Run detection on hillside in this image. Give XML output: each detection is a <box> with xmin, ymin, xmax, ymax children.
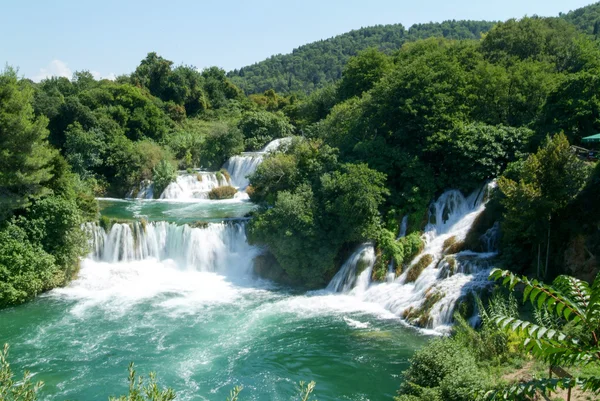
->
<box><xmin>560</xmin><ymin>1</ymin><xmax>600</xmax><ymax>34</ymax></box>
<box><xmin>227</xmin><ymin>20</ymin><xmax>495</xmax><ymax>94</ymax></box>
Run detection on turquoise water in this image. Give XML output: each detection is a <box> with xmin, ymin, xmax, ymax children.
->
<box><xmin>0</xmin><ymin>200</ymin><xmax>428</xmax><ymax>401</ymax></box>
<box><xmin>98</xmin><ymin>198</ymin><xmax>257</xmax><ymax>224</ymax></box>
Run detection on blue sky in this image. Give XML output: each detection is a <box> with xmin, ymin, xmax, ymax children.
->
<box><xmin>0</xmin><ymin>0</ymin><xmax>593</xmax><ymax>81</ymax></box>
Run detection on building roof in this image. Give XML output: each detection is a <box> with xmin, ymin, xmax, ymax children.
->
<box><xmin>582</xmin><ymin>133</ymin><xmax>600</xmax><ymax>143</ymax></box>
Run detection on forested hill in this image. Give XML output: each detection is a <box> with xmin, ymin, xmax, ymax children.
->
<box><xmin>227</xmin><ymin>20</ymin><xmax>495</xmax><ymax>94</ymax></box>
<box><xmin>560</xmin><ymin>1</ymin><xmax>600</xmax><ymax>34</ymax></box>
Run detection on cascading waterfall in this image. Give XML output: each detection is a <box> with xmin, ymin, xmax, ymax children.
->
<box><xmin>84</xmin><ymin>221</ymin><xmax>258</xmax><ymax>274</ymax></box>
<box><xmin>160</xmin><ymin>172</ymin><xmax>231</xmax><ymax>200</ymax></box>
<box><xmin>223</xmin><ymin>137</ymin><xmax>293</xmax><ymax>189</ymax></box>
<box><xmin>130</xmin><ymin>138</ymin><xmax>294</xmax><ymax>199</ymax></box>
<box><xmin>327</xmin><ymin>244</ymin><xmax>376</xmax><ymax>293</ymax></box>
<box><xmin>223</xmin><ymin>153</ymin><xmax>263</xmax><ymax>189</ymax></box>
<box><xmin>327</xmin><ymin>183</ymin><xmax>497</xmax><ymax>332</ymax></box>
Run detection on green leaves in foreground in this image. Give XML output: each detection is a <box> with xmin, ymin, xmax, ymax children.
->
<box><xmin>0</xmin><ymin>344</ymin><xmax>43</xmax><ymax>401</ymax></box>
<box><xmin>486</xmin><ymin>268</ymin><xmax>600</xmax><ymax>399</ymax></box>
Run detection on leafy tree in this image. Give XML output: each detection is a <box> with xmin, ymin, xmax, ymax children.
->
<box><xmin>201</xmin><ymin>122</ymin><xmax>244</xmax><ymax>169</ymax></box>
<box><xmin>238</xmin><ymin>110</ymin><xmax>294</xmax><ymax>151</ymax></box>
<box><xmin>0</xmin><ymin>68</ymin><xmax>56</xmax><ymax>219</ymax></box>
<box><xmin>320</xmin><ymin>163</ymin><xmax>388</xmax><ymax>241</ymax></box>
<box><xmin>498</xmin><ymin>133</ymin><xmax>590</xmax><ymax>277</ymax></box>
<box><xmin>338</xmin><ymin>48</ymin><xmax>392</xmax><ymax>100</ymax></box>
<box><xmin>487</xmin><ymin>268</ymin><xmax>600</xmax><ymax>399</ymax></box>
<box><xmin>63</xmin><ymin>122</ymin><xmax>106</xmax><ymax>179</ymax></box>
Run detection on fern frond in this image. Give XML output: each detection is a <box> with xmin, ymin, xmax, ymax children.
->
<box><xmin>553</xmin><ymin>275</ymin><xmax>590</xmax><ymax>311</ymax></box>
<box><xmin>489</xmin><ymin>269</ymin><xmax>585</xmax><ymax>323</ymax></box>
<box><xmin>484</xmin><ymin>376</ymin><xmax>600</xmax><ymax>400</ymax></box>
<box><xmin>586</xmin><ymin>272</ymin><xmax>600</xmax><ymax>327</ymax></box>
<box><xmin>493</xmin><ymin>313</ymin><xmax>568</xmax><ymax>343</ymax></box>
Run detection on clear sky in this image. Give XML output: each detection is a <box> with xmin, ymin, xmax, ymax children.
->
<box><xmin>0</xmin><ymin>0</ymin><xmax>593</xmax><ymax>81</ymax></box>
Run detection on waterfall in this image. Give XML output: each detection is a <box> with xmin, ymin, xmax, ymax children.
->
<box><xmin>223</xmin><ymin>153</ymin><xmax>263</xmax><ymax>189</ymax></box>
<box><xmin>327</xmin><ymin>244</ymin><xmax>376</xmax><ymax>293</ymax></box>
<box><xmin>160</xmin><ymin>172</ymin><xmax>231</xmax><ymax>200</ymax></box>
<box><xmin>223</xmin><ymin>137</ymin><xmax>294</xmax><ymax>189</ymax></box>
<box><xmin>327</xmin><ymin>183</ymin><xmax>497</xmax><ymax>332</ymax></box>
<box><xmin>84</xmin><ymin>221</ymin><xmax>258</xmax><ymax>273</ymax></box>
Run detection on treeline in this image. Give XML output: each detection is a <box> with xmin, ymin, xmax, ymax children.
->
<box><xmin>246</xmin><ymin>15</ymin><xmax>600</xmax><ymax>287</ymax></box>
<box><xmin>227</xmin><ymin>20</ymin><xmax>495</xmax><ymax>94</ymax></box>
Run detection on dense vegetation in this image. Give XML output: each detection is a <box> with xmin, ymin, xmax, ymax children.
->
<box><xmin>228</xmin><ymin>20</ymin><xmax>495</xmax><ymax>94</ymax></box>
<box><xmin>246</xmin><ymin>12</ymin><xmax>600</xmax><ymax>287</ymax></box>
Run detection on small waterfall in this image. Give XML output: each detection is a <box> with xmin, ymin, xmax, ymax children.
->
<box><xmin>223</xmin><ymin>153</ymin><xmax>263</xmax><ymax>189</ymax></box>
<box><xmin>85</xmin><ymin>221</ymin><xmax>258</xmax><ymax>273</ymax></box>
<box><xmin>223</xmin><ymin>137</ymin><xmax>294</xmax><ymax>189</ymax></box>
<box><xmin>159</xmin><ymin>172</ymin><xmax>231</xmax><ymax>200</ymax></box>
<box><xmin>327</xmin><ymin>244</ymin><xmax>376</xmax><ymax>293</ymax></box>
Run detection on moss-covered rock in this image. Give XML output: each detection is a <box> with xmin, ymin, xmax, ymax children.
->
<box><xmin>208</xmin><ymin>186</ymin><xmax>237</xmax><ymax>200</ymax></box>
<box><xmin>405</xmin><ymin>254</ymin><xmax>433</xmax><ymax>283</ymax></box>
<box><xmin>442</xmin><ymin>235</ymin><xmax>465</xmax><ymax>254</ymax></box>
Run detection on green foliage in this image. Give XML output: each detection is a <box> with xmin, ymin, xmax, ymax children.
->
<box><xmin>0</xmin><ymin>344</ymin><xmax>43</xmax><ymax>401</ymax></box>
<box><xmin>151</xmin><ymin>160</ymin><xmax>177</xmax><ymax>199</ymax></box>
<box><xmin>201</xmin><ymin>122</ymin><xmax>244</xmax><ymax>169</ymax></box>
<box><xmin>396</xmin><ymin>338</ymin><xmax>491</xmax><ymax>401</ymax></box>
<box><xmin>498</xmin><ymin>133</ymin><xmax>591</xmax><ymax>275</ymax></box>
<box><xmin>208</xmin><ymin>186</ymin><xmax>237</xmax><ymax>200</ymax></box>
<box><xmin>487</xmin><ymin>268</ymin><xmax>600</xmax><ymax>399</ymax></box>
<box><xmin>238</xmin><ymin>110</ymin><xmax>294</xmax><ymax>151</ymax></box>
<box><xmin>109</xmin><ymin>363</ymin><xmax>175</xmax><ymax>401</ymax></box>
<box><xmin>338</xmin><ymin>48</ymin><xmax>392</xmax><ymax>101</ymax></box>
<box><xmin>229</xmin><ymin>21</ymin><xmax>495</xmax><ymax>94</ymax></box>
<box><xmin>0</xmin><ymin>67</ymin><xmax>56</xmax><ymax>218</ymax></box>
<box><xmin>248</xmin><ymin>140</ymin><xmax>388</xmax><ymax>286</ymax></box>
<box><xmin>0</xmin><ymin>223</ymin><xmax>57</xmax><ymax>307</ymax></box>
<box><xmin>64</xmin><ymin>122</ymin><xmax>106</xmax><ymax>179</ymax></box>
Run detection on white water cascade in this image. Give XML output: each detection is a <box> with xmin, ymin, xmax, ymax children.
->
<box><xmin>223</xmin><ymin>137</ymin><xmax>294</xmax><ymax>189</ymax></box>
<box><xmin>83</xmin><ymin>221</ymin><xmax>258</xmax><ymax>273</ymax></box>
<box><xmin>327</xmin><ymin>244</ymin><xmax>376</xmax><ymax>293</ymax></box>
<box><xmin>327</xmin><ymin>183</ymin><xmax>498</xmax><ymax>332</ymax></box>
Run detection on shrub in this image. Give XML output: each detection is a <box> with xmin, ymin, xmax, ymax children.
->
<box><xmin>398</xmin><ymin>338</ymin><xmax>478</xmax><ymax>397</ymax></box>
<box><xmin>208</xmin><ymin>186</ymin><xmax>237</xmax><ymax>200</ymax></box>
<box><xmin>152</xmin><ymin>159</ymin><xmax>177</xmax><ymax>198</ymax></box>
<box><xmin>0</xmin><ymin>223</ymin><xmax>58</xmax><ymax>307</ymax></box>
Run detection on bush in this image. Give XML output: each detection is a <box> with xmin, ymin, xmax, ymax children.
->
<box><xmin>397</xmin><ymin>338</ymin><xmax>488</xmax><ymax>401</ymax></box>
<box><xmin>152</xmin><ymin>159</ymin><xmax>177</xmax><ymax>198</ymax></box>
<box><xmin>208</xmin><ymin>186</ymin><xmax>237</xmax><ymax>200</ymax></box>
<box><xmin>0</xmin><ymin>223</ymin><xmax>58</xmax><ymax>307</ymax></box>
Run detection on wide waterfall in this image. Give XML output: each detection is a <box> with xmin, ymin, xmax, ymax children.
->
<box><xmin>83</xmin><ymin>221</ymin><xmax>257</xmax><ymax>273</ymax></box>
<box><xmin>327</xmin><ymin>183</ymin><xmax>498</xmax><ymax>332</ymax></box>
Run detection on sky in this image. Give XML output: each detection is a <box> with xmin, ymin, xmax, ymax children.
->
<box><xmin>0</xmin><ymin>0</ymin><xmax>593</xmax><ymax>81</ymax></box>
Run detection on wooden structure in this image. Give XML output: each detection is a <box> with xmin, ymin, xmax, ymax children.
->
<box><xmin>549</xmin><ymin>365</ymin><xmax>573</xmax><ymax>401</ymax></box>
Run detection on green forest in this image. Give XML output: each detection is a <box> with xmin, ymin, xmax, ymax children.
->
<box><xmin>2</xmin><ymin>1</ymin><xmax>600</xmax><ymax>400</ymax></box>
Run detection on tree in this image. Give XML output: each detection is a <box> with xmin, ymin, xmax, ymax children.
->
<box><xmin>64</xmin><ymin>122</ymin><xmax>106</xmax><ymax>179</ymax></box>
<box><xmin>487</xmin><ymin>268</ymin><xmax>600</xmax><ymax>399</ymax></box>
<box><xmin>498</xmin><ymin>133</ymin><xmax>590</xmax><ymax>277</ymax></box>
<box><xmin>338</xmin><ymin>48</ymin><xmax>392</xmax><ymax>100</ymax></box>
<box><xmin>238</xmin><ymin>110</ymin><xmax>294</xmax><ymax>151</ymax></box>
<box><xmin>0</xmin><ymin>68</ymin><xmax>56</xmax><ymax>219</ymax></box>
